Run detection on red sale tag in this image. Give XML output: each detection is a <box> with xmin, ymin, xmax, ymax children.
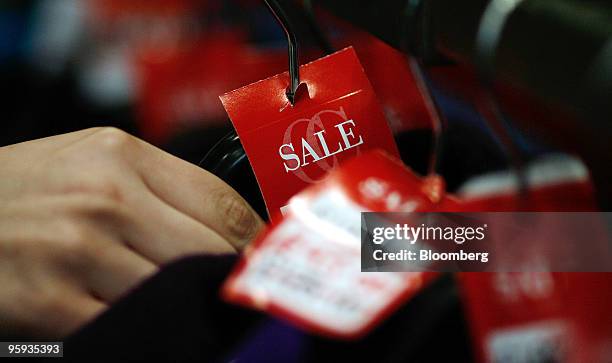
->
<box><xmin>459</xmin><ymin>272</ymin><xmax>573</xmax><ymax>363</ymax></box>
<box><xmin>220</xmin><ymin>47</ymin><xmax>400</xmax><ymax>218</ymax></box>
<box><xmin>222</xmin><ymin>151</ymin><xmax>457</xmax><ymax>339</ymax></box>
<box><xmin>455</xmin><ymin>161</ymin><xmax>607</xmax><ymax>363</ymax></box>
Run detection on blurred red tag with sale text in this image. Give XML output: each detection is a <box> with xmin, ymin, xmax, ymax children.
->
<box><xmin>220</xmin><ymin>47</ymin><xmax>399</xmax><ymax>218</ymax></box>
<box><xmin>222</xmin><ymin>150</ymin><xmax>458</xmax><ymax>339</ymax></box>
<box><xmin>456</xmin><ymin>162</ymin><xmax>610</xmax><ymax>363</ymax></box>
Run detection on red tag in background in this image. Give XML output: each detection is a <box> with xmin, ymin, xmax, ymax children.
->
<box><xmin>222</xmin><ymin>150</ymin><xmax>457</xmax><ymax>339</ymax></box>
<box><xmin>459</xmin><ymin>272</ymin><xmax>572</xmax><ymax>363</ymax></box>
<box><xmin>349</xmin><ymin>35</ymin><xmax>434</xmax><ymax>134</ymax></box>
<box><xmin>457</xmin><ymin>154</ymin><xmax>598</xmax><ymax>212</ymax></box>
<box><xmin>454</xmin><ymin>157</ymin><xmax>610</xmax><ymax>363</ymax></box>
<box><xmin>221</xmin><ymin>47</ymin><xmax>400</xmax><ymax>218</ymax></box>
<box><xmin>87</xmin><ymin>0</ymin><xmax>204</xmax><ymax>52</ymax></box>
<box><xmin>563</xmin><ymin>273</ymin><xmax>612</xmax><ymax>363</ymax></box>
<box><xmin>134</xmin><ymin>31</ymin><xmax>289</xmax><ymax>142</ymax></box>
<box><xmin>459</xmin><ymin>272</ymin><xmax>612</xmax><ymax>363</ymax></box>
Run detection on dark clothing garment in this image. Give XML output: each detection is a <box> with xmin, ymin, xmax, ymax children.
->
<box><xmin>39</xmin><ymin>255</ymin><xmax>473</xmax><ymax>362</ymax></box>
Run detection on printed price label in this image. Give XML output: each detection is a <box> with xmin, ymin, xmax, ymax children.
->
<box><xmin>222</xmin><ymin>151</ymin><xmax>457</xmax><ymax>338</ymax></box>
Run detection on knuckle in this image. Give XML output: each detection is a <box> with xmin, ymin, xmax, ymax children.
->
<box><xmin>83</xmin><ymin>180</ymin><xmax>124</xmax><ymax>206</ymax></box>
<box><xmin>71</xmin><ymin>196</ymin><xmax>126</xmax><ymax>231</ymax></box>
<box><xmin>82</xmin><ymin>196</ymin><xmax>123</xmax><ymax>217</ymax></box>
<box><xmin>90</xmin><ymin>127</ymin><xmax>134</xmax><ymax>155</ymax></box>
<box><xmin>55</xmin><ymin>220</ymin><xmax>93</xmax><ymax>262</ymax></box>
<box><xmin>65</xmin><ymin>175</ymin><xmax>125</xmax><ymax>204</ymax></box>
<box><xmin>54</xmin><ymin>213</ymin><xmax>116</xmax><ymax>269</ymax></box>
<box><xmin>214</xmin><ymin>189</ymin><xmax>259</xmax><ymax>243</ymax></box>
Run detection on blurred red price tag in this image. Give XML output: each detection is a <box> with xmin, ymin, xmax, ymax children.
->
<box><xmin>457</xmin><ymin>168</ymin><xmax>610</xmax><ymax>363</ymax></box>
<box><xmin>222</xmin><ymin>151</ymin><xmax>458</xmax><ymax>339</ymax></box>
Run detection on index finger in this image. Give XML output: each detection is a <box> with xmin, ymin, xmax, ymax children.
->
<box><xmin>126</xmin><ymin>133</ymin><xmax>264</xmax><ymax>250</ymax></box>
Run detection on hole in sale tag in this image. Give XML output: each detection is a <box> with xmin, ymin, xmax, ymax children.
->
<box><xmin>222</xmin><ymin>151</ymin><xmax>458</xmax><ymax>339</ymax></box>
<box><xmin>220</xmin><ymin>47</ymin><xmax>400</xmax><ymax>219</ymax></box>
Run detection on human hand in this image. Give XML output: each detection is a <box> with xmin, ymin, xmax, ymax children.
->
<box><xmin>0</xmin><ymin>128</ymin><xmax>263</xmax><ymax>338</ymax></box>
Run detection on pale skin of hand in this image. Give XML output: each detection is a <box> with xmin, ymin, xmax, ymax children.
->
<box><xmin>0</xmin><ymin>127</ymin><xmax>264</xmax><ymax>338</ymax></box>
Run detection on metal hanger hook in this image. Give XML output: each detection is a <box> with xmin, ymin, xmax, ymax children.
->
<box><xmin>475</xmin><ymin>0</ymin><xmax>529</xmax><ymax>197</ymax></box>
<box><xmin>264</xmin><ymin>0</ymin><xmax>301</xmax><ymax>105</ymax></box>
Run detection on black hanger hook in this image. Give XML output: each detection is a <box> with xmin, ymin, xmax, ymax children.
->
<box><xmin>475</xmin><ymin>0</ymin><xmax>529</xmax><ymax>197</ymax></box>
<box><xmin>264</xmin><ymin>0</ymin><xmax>300</xmax><ymax>105</ymax></box>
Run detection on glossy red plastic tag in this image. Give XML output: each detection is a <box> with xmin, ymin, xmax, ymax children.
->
<box><xmin>220</xmin><ymin>47</ymin><xmax>399</xmax><ymax>218</ymax></box>
<box><xmin>222</xmin><ymin>151</ymin><xmax>456</xmax><ymax>339</ymax></box>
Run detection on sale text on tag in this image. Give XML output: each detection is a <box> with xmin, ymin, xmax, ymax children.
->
<box><xmin>220</xmin><ymin>47</ymin><xmax>399</xmax><ymax>218</ymax></box>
